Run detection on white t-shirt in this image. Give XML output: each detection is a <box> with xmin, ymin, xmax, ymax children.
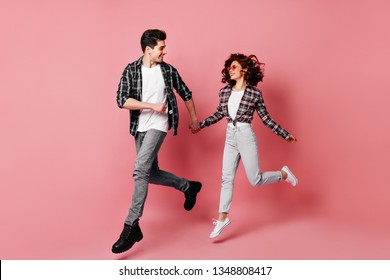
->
<box><xmin>228</xmin><ymin>90</ymin><xmax>245</xmax><ymax>120</ymax></box>
<box><xmin>138</xmin><ymin>64</ymin><xmax>169</xmax><ymax>133</ymax></box>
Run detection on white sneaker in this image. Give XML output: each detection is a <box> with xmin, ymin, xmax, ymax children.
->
<box><xmin>209</xmin><ymin>218</ymin><xmax>231</xmax><ymax>238</ymax></box>
<box><xmin>282</xmin><ymin>166</ymin><xmax>298</xmax><ymax>187</ymax></box>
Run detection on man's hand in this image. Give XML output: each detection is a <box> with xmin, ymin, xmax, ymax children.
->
<box><xmin>189</xmin><ymin>121</ymin><xmax>201</xmax><ymax>134</ymax></box>
<box><xmin>184</xmin><ymin>98</ymin><xmax>201</xmax><ymax>134</ymax></box>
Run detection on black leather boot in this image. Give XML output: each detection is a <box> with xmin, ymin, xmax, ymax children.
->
<box><xmin>112</xmin><ymin>222</ymin><xmax>143</xmax><ymax>254</ymax></box>
<box><xmin>184</xmin><ymin>181</ymin><xmax>202</xmax><ymax>211</ymax></box>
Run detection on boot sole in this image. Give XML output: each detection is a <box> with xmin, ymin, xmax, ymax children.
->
<box><xmin>112</xmin><ymin>233</ymin><xmax>143</xmax><ymax>254</ymax></box>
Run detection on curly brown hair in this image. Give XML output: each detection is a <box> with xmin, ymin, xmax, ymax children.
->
<box><xmin>221</xmin><ymin>53</ymin><xmax>265</xmax><ymax>86</ymax></box>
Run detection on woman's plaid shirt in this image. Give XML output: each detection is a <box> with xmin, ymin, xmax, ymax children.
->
<box><xmin>200</xmin><ymin>84</ymin><xmax>290</xmax><ymax>140</ymax></box>
<box><xmin>116</xmin><ymin>57</ymin><xmax>192</xmax><ymax>136</ymax></box>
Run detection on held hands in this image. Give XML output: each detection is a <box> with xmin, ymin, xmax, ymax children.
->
<box><xmin>151</xmin><ymin>103</ymin><xmax>201</xmax><ymax>134</ymax></box>
<box><xmin>189</xmin><ymin>121</ymin><xmax>201</xmax><ymax>134</ymax></box>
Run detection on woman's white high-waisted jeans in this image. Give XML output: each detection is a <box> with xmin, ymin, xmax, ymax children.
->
<box><xmin>219</xmin><ymin>123</ymin><xmax>282</xmax><ymax>213</ymax></box>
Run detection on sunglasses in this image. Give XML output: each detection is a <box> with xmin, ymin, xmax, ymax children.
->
<box><xmin>227</xmin><ymin>65</ymin><xmax>239</xmax><ymax>71</ymax></box>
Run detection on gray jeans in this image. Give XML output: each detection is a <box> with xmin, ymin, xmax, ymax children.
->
<box><xmin>125</xmin><ymin>129</ymin><xmax>189</xmax><ymax>225</ymax></box>
<box><xmin>219</xmin><ymin>124</ymin><xmax>282</xmax><ymax>213</ymax></box>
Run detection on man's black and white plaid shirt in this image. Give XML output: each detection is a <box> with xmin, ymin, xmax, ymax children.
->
<box><xmin>200</xmin><ymin>84</ymin><xmax>291</xmax><ymax>140</ymax></box>
<box><xmin>117</xmin><ymin>57</ymin><xmax>192</xmax><ymax>136</ymax></box>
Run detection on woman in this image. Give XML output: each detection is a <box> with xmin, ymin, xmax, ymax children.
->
<box><xmin>197</xmin><ymin>53</ymin><xmax>298</xmax><ymax>238</ymax></box>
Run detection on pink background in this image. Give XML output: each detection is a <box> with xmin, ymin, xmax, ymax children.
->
<box><xmin>1</xmin><ymin>0</ymin><xmax>390</xmax><ymax>259</ymax></box>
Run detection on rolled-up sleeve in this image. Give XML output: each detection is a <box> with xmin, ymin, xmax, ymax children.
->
<box><xmin>116</xmin><ymin>67</ymin><xmax>131</xmax><ymax>108</ymax></box>
<box><xmin>172</xmin><ymin>67</ymin><xmax>192</xmax><ymax>101</ymax></box>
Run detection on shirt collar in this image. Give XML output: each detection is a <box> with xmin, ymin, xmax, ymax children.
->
<box><xmin>135</xmin><ymin>56</ymin><xmax>166</xmax><ymax>69</ymax></box>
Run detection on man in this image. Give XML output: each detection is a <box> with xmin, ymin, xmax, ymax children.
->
<box><xmin>112</xmin><ymin>29</ymin><xmax>202</xmax><ymax>254</ymax></box>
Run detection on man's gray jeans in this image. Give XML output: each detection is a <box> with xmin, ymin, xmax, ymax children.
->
<box><xmin>125</xmin><ymin>129</ymin><xmax>189</xmax><ymax>225</ymax></box>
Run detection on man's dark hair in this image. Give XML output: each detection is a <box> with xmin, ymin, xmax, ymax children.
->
<box><xmin>140</xmin><ymin>29</ymin><xmax>167</xmax><ymax>52</ymax></box>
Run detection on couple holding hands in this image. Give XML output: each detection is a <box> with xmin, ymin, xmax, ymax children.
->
<box><xmin>112</xmin><ymin>29</ymin><xmax>298</xmax><ymax>254</ymax></box>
